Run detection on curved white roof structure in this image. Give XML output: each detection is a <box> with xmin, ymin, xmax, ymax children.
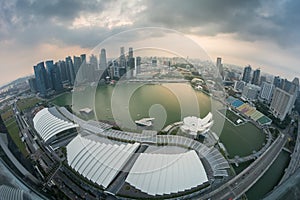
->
<box><xmin>67</xmin><ymin>135</ymin><xmax>140</xmax><ymax>189</ymax></box>
<box><xmin>0</xmin><ymin>185</ymin><xmax>26</xmax><ymax>200</ymax></box>
<box><xmin>125</xmin><ymin>151</ymin><xmax>208</xmax><ymax>196</ymax></box>
<box><xmin>33</xmin><ymin>107</ymin><xmax>79</xmax><ymax>143</ymax></box>
<box><xmin>181</xmin><ymin>112</ymin><xmax>213</xmax><ymax>136</ymax></box>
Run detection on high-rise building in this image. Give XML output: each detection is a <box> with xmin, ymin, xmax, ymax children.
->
<box><xmin>34</xmin><ymin>62</ymin><xmax>49</xmax><ymax>97</ymax></box>
<box><xmin>216</xmin><ymin>57</ymin><xmax>224</xmax><ymax>79</ymax></box>
<box><xmin>57</xmin><ymin>60</ymin><xmax>70</xmax><ymax>85</ymax></box>
<box><xmin>251</xmin><ymin>69</ymin><xmax>260</xmax><ymax>85</ymax></box>
<box><xmin>66</xmin><ymin>56</ymin><xmax>75</xmax><ymax>85</ymax></box>
<box><xmin>234</xmin><ymin>80</ymin><xmax>246</xmax><ymax>92</ymax></box>
<box><xmin>89</xmin><ymin>54</ymin><xmax>98</xmax><ymax>82</ymax></box>
<box><xmin>260</xmin><ymin>82</ymin><xmax>274</xmax><ymax>102</ymax></box>
<box><xmin>46</xmin><ymin>60</ymin><xmax>63</xmax><ymax>92</ymax></box>
<box><xmin>270</xmin><ymin>77</ymin><xmax>299</xmax><ymax>121</ymax></box>
<box><xmin>127</xmin><ymin>47</ymin><xmax>135</xmax><ymax>79</ymax></box>
<box><xmin>270</xmin><ymin>88</ymin><xmax>295</xmax><ymax>121</ymax></box>
<box><xmin>128</xmin><ymin>47</ymin><xmax>133</xmax><ymax>59</ymax></box>
<box><xmin>28</xmin><ymin>78</ymin><xmax>37</xmax><ymax>93</ymax></box>
<box><xmin>241</xmin><ymin>84</ymin><xmax>260</xmax><ymax>101</ymax></box>
<box><xmin>260</xmin><ymin>76</ymin><xmax>267</xmax><ymax>85</ymax></box>
<box><xmin>242</xmin><ymin>65</ymin><xmax>252</xmax><ymax>83</ymax></box>
<box><xmin>73</xmin><ymin>56</ymin><xmax>81</xmax><ymax>75</ymax></box>
<box><xmin>152</xmin><ymin>59</ymin><xmax>157</xmax><ymax>67</ymax></box>
<box><xmin>119</xmin><ymin>47</ymin><xmax>127</xmax><ymax>78</ymax></box>
<box><xmin>99</xmin><ymin>49</ymin><xmax>107</xmax><ymax>70</ymax></box>
<box><xmin>45</xmin><ymin>60</ymin><xmax>55</xmax><ymax>90</ymax></box>
<box><xmin>119</xmin><ymin>47</ymin><xmax>126</xmax><ymax>68</ymax></box>
<box><xmin>136</xmin><ymin>56</ymin><xmax>141</xmax><ymax>75</ymax></box>
<box><xmin>273</xmin><ymin>76</ymin><xmax>282</xmax><ymax>88</ymax></box>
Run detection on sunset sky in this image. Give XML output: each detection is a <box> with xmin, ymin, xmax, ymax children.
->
<box><xmin>1</xmin><ymin>0</ymin><xmax>300</xmax><ymax>86</ymax></box>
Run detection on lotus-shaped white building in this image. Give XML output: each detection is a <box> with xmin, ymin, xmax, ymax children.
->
<box><xmin>181</xmin><ymin>112</ymin><xmax>213</xmax><ymax>138</ymax></box>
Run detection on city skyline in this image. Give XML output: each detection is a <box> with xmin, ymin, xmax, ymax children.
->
<box><xmin>1</xmin><ymin>0</ymin><xmax>300</xmax><ymax>86</ymax></box>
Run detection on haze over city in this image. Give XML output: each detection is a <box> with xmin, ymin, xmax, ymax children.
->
<box><xmin>1</xmin><ymin>0</ymin><xmax>300</xmax><ymax>86</ymax></box>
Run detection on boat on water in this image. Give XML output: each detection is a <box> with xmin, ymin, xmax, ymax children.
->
<box><xmin>135</xmin><ymin>118</ymin><xmax>155</xmax><ymax>126</ymax></box>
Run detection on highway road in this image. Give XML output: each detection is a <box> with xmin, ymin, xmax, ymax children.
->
<box><xmin>197</xmin><ymin>131</ymin><xmax>288</xmax><ymax>200</ymax></box>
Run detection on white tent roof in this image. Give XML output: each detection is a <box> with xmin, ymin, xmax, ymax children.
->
<box><xmin>125</xmin><ymin>150</ymin><xmax>208</xmax><ymax>196</ymax></box>
<box><xmin>33</xmin><ymin>107</ymin><xmax>79</xmax><ymax>143</ymax></box>
<box><xmin>67</xmin><ymin>135</ymin><xmax>140</xmax><ymax>189</ymax></box>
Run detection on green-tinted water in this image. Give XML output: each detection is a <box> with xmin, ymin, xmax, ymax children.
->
<box><xmin>51</xmin><ymin>83</ymin><xmax>290</xmax><ymax>199</ymax></box>
<box><xmin>246</xmin><ymin>150</ymin><xmax>290</xmax><ymax>200</ymax></box>
<box><xmin>51</xmin><ymin>83</ymin><xmax>264</xmax><ymax>157</ymax></box>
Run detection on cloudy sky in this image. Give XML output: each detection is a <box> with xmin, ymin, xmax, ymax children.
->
<box><xmin>1</xmin><ymin>0</ymin><xmax>300</xmax><ymax>86</ymax></box>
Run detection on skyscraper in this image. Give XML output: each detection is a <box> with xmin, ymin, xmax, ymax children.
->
<box><xmin>260</xmin><ymin>82</ymin><xmax>274</xmax><ymax>102</ymax></box>
<box><xmin>46</xmin><ymin>60</ymin><xmax>63</xmax><ymax>92</ymax></box>
<box><xmin>242</xmin><ymin>65</ymin><xmax>252</xmax><ymax>83</ymax></box>
<box><xmin>273</xmin><ymin>76</ymin><xmax>282</xmax><ymax>88</ymax></box>
<box><xmin>66</xmin><ymin>56</ymin><xmax>75</xmax><ymax>85</ymax></box>
<box><xmin>136</xmin><ymin>56</ymin><xmax>141</xmax><ymax>75</ymax></box>
<box><xmin>127</xmin><ymin>47</ymin><xmax>134</xmax><ymax>79</ymax></box>
<box><xmin>99</xmin><ymin>49</ymin><xmax>107</xmax><ymax>70</ymax></box>
<box><xmin>45</xmin><ymin>60</ymin><xmax>55</xmax><ymax>90</ymax></box>
<box><xmin>28</xmin><ymin>78</ymin><xmax>37</xmax><ymax>93</ymax></box>
<box><xmin>251</xmin><ymin>69</ymin><xmax>260</xmax><ymax>85</ymax></box>
<box><xmin>57</xmin><ymin>60</ymin><xmax>70</xmax><ymax>85</ymax></box>
<box><xmin>216</xmin><ymin>57</ymin><xmax>224</xmax><ymax>79</ymax></box>
<box><xmin>260</xmin><ymin>76</ymin><xmax>267</xmax><ymax>86</ymax></box>
<box><xmin>34</xmin><ymin>62</ymin><xmax>49</xmax><ymax>97</ymax></box>
<box><xmin>270</xmin><ymin>77</ymin><xmax>299</xmax><ymax>121</ymax></box>
<box><xmin>119</xmin><ymin>47</ymin><xmax>127</xmax><ymax>77</ymax></box>
<box><xmin>73</xmin><ymin>56</ymin><xmax>81</xmax><ymax>75</ymax></box>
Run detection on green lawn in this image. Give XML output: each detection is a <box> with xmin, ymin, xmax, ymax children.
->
<box><xmin>219</xmin><ymin>109</ymin><xmax>245</xmax><ymax>126</ymax></box>
<box><xmin>17</xmin><ymin>97</ymin><xmax>41</xmax><ymax>112</ymax></box>
<box><xmin>4</xmin><ymin>118</ymin><xmax>28</xmax><ymax>157</ymax></box>
<box><xmin>0</xmin><ymin>106</ymin><xmax>14</xmax><ymax>121</ymax></box>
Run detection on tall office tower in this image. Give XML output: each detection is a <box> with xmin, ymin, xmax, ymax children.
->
<box><xmin>119</xmin><ymin>47</ymin><xmax>127</xmax><ymax>78</ymax></box>
<box><xmin>136</xmin><ymin>56</ymin><xmax>141</xmax><ymax>75</ymax></box>
<box><xmin>34</xmin><ymin>62</ymin><xmax>49</xmax><ymax>97</ymax></box>
<box><xmin>270</xmin><ymin>77</ymin><xmax>299</xmax><ymax>121</ymax></box>
<box><xmin>291</xmin><ymin>78</ymin><xmax>299</xmax><ymax>104</ymax></box>
<box><xmin>28</xmin><ymin>78</ymin><xmax>37</xmax><ymax>93</ymax></box>
<box><xmin>282</xmin><ymin>79</ymin><xmax>293</xmax><ymax>92</ymax></box>
<box><xmin>73</xmin><ymin>56</ymin><xmax>81</xmax><ymax>75</ymax></box>
<box><xmin>216</xmin><ymin>57</ymin><xmax>224</xmax><ymax>79</ymax></box>
<box><xmin>99</xmin><ymin>49</ymin><xmax>107</xmax><ymax>70</ymax></box>
<box><xmin>152</xmin><ymin>59</ymin><xmax>157</xmax><ymax>67</ymax></box>
<box><xmin>260</xmin><ymin>82</ymin><xmax>274</xmax><ymax>102</ymax></box>
<box><xmin>57</xmin><ymin>61</ymin><xmax>70</xmax><ymax>85</ymax></box>
<box><xmin>66</xmin><ymin>56</ymin><xmax>75</xmax><ymax>85</ymax></box>
<box><xmin>251</xmin><ymin>69</ymin><xmax>260</xmax><ymax>85</ymax></box>
<box><xmin>242</xmin><ymin>65</ymin><xmax>252</xmax><ymax>83</ymax></box>
<box><xmin>112</xmin><ymin>60</ymin><xmax>120</xmax><ymax>78</ymax></box>
<box><xmin>51</xmin><ymin>63</ymin><xmax>63</xmax><ymax>92</ymax></box>
<box><xmin>90</xmin><ymin>54</ymin><xmax>98</xmax><ymax>70</ymax></box>
<box><xmin>260</xmin><ymin>76</ymin><xmax>267</xmax><ymax>85</ymax></box>
<box><xmin>46</xmin><ymin>60</ymin><xmax>63</xmax><ymax>92</ymax></box>
<box><xmin>127</xmin><ymin>47</ymin><xmax>135</xmax><ymax>79</ymax></box>
<box><xmin>80</xmin><ymin>54</ymin><xmax>87</xmax><ymax>81</ymax></box>
<box><xmin>273</xmin><ymin>76</ymin><xmax>281</xmax><ymax>88</ymax></box>
<box><xmin>241</xmin><ymin>84</ymin><xmax>260</xmax><ymax>101</ymax></box>
<box><xmin>128</xmin><ymin>47</ymin><xmax>133</xmax><ymax>59</ymax></box>
<box><xmin>45</xmin><ymin>60</ymin><xmax>55</xmax><ymax>90</ymax></box>
<box><xmin>119</xmin><ymin>47</ymin><xmax>126</xmax><ymax>68</ymax></box>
